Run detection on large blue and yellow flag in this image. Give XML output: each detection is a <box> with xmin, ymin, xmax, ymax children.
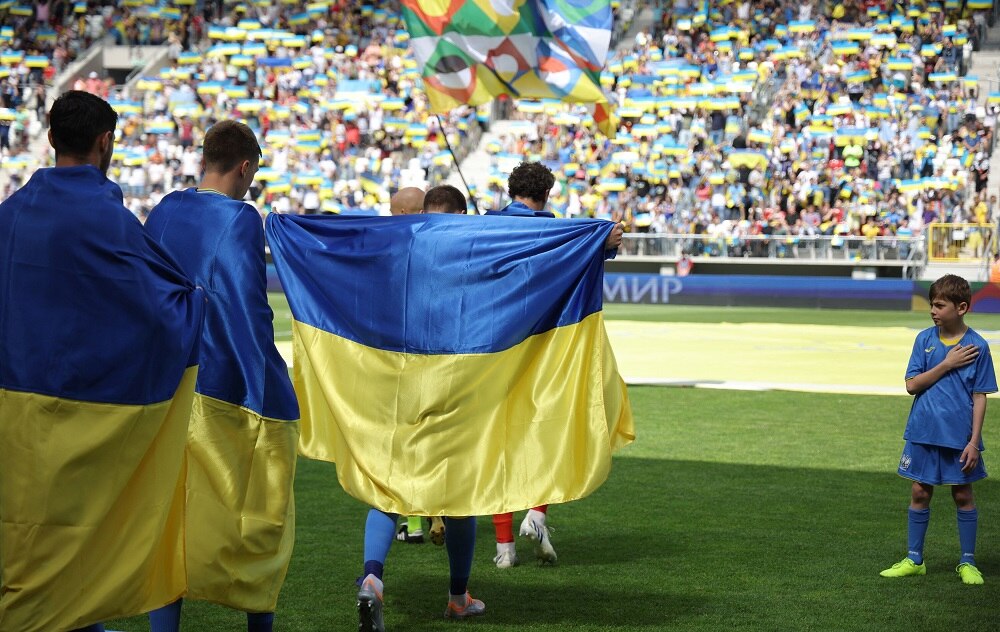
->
<box><xmin>0</xmin><ymin>166</ymin><xmax>203</xmax><ymax>632</ymax></box>
<box><xmin>266</xmin><ymin>213</ymin><xmax>634</xmax><ymax>516</ymax></box>
<box><xmin>145</xmin><ymin>189</ymin><xmax>299</xmax><ymax>613</ymax></box>
<box><xmin>401</xmin><ymin>0</ymin><xmax>617</xmax><ymax>135</ymax></box>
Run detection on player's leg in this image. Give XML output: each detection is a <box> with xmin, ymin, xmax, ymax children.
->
<box><xmin>519</xmin><ymin>505</ymin><xmax>556</xmax><ymax>564</ymax></box>
<box><xmin>149</xmin><ymin>599</ymin><xmax>183</xmax><ymax>632</ymax></box>
<box><xmin>358</xmin><ymin>509</ymin><xmax>398</xmax><ymax>632</ymax></box>
<box><xmin>492</xmin><ymin>513</ymin><xmax>518</xmax><ymax>568</ymax></box>
<box><xmin>881</xmin><ymin>482</ymin><xmax>933</xmax><ymax>577</ymax></box>
<box><xmin>953</xmin><ymin>484</ymin><xmax>984</xmax><ymax>585</ymax></box>
<box><xmin>443</xmin><ymin>517</ymin><xmax>485</xmax><ymax>619</ymax></box>
<box><xmin>246</xmin><ymin>611</ymin><xmax>275</xmax><ymax>632</ymax></box>
<box><xmin>396</xmin><ymin>515</ymin><xmax>424</xmax><ymax>543</ymax></box>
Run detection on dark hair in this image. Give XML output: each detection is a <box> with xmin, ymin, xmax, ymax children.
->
<box><xmin>507</xmin><ymin>161</ymin><xmax>555</xmax><ymax>204</ymax></box>
<box><xmin>203</xmin><ymin>120</ymin><xmax>261</xmax><ymax>173</ymax></box>
<box><xmin>929</xmin><ymin>274</ymin><xmax>972</xmax><ymax>306</ymax></box>
<box><xmin>423</xmin><ymin>184</ymin><xmax>467</xmax><ymax>214</ymax></box>
<box><xmin>48</xmin><ymin>90</ymin><xmax>118</xmax><ymax>158</ymax></box>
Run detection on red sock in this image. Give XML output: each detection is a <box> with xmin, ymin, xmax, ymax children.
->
<box><xmin>493</xmin><ymin>513</ymin><xmax>514</xmax><ymax>543</ymax></box>
<box><xmin>532</xmin><ymin>505</ymin><xmax>548</xmax><ymax>513</ymax></box>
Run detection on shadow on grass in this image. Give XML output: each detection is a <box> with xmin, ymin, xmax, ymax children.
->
<box><xmin>108</xmin><ymin>456</ymin><xmax>999</xmax><ymax>631</ymax></box>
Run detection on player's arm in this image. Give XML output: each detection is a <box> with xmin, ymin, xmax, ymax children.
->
<box><xmin>960</xmin><ymin>392</ymin><xmax>987</xmax><ymax>472</ymax></box>
<box><xmin>905</xmin><ymin>344</ymin><xmax>980</xmax><ymax>395</ymax></box>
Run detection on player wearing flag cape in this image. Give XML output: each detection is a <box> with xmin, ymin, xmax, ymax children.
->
<box><xmin>144</xmin><ymin>121</ymin><xmax>299</xmax><ymax>632</ymax></box>
<box><xmin>0</xmin><ymin>90</ymin><xmax>203</xmax><ymax>632</ymax></box>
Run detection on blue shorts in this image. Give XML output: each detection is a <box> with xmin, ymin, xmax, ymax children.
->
<box><xmin>897</xmin><ymin>440</ymin><xmax>988</xmax><ymax>486</ymax></box>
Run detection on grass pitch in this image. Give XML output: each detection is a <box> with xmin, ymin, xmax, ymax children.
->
<box><xmin>106</xmin><ymin>300</ymin><xmax>1000</xmax><ymax>631</ymax></box>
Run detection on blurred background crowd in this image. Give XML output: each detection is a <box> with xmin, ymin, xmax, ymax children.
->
<box><xmin>1</xmin><ymin>0</ymin><xmax>999</xmax><ymax>260</ymax></box>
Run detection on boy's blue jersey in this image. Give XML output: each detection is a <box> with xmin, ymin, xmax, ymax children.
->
<box><xmin>904</xmin><ymin>326</ymin><xmax>997</xmax><ymax>450</ymax></box>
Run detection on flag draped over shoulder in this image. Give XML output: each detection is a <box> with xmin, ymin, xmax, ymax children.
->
<box><xmin>145</xmin><ymin>190</ymin><xmax>299</xmax><ymax>613</ymax></box>
<box><xmin>401</xmin><ymin>0</ymin><xmax>617</xmax><ymax>135</ymax></box>
<box><xmin>0</xmin><ymin>167</ymin><xmax>203</xmax><ymax>632</ymax></box>
<box><xmin>266</xmin><ymin>213</ymin><xmax>634</xmax><ymax>517</ymax></box>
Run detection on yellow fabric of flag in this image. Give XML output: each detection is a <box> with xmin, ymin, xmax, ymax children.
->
<box><xmin>182</xmin><ymin>395</ymin><xmax>298</xmax><ymax>612</ymax></box>
<box><xmin>291</xmin><ymin>313</ymin><xmax>634</xmax><ymax>516</ymax></box>
<box><xmin>0</xmin><ymin>368</ymin><xmax>197</xmax><ymax>632</ymax></box>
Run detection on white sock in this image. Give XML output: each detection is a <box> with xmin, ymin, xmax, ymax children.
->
<box><xmin>526</xmin><ymin>508</ymin><xmax>547</xmax><ymax>526</ymax></box>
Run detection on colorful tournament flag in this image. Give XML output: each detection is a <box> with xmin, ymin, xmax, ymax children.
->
<box><xmin>0</xmin><ymin>167</ymin><xmax>203</xmax><ymax>632</ymax></box>
<box><xmin>266</xmin><ymin>213</ymin><xmax>635</xmax><ymax>516</ymax></box>
<box><xmin>401</xmin><ymin>0</ymin><xmax>617</xmax><ymax>135</ymax></box>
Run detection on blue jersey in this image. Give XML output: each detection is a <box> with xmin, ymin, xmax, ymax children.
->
<box><xmin>486</xmin><ymin>200</ymin><xmax>617</xmax><ymax>259</ymax></box>
<box><xmin>145</xmin><ymin>189</ymin><xmax>298</xmax><ymax>421</ymax></box>
<box><xmin>485</xmin><ymin>200</ymin><xmax>555</xmax><ymax>217</ymax></box>
<box><xmin>904</xmin><ymin>326</ymin><xmax>997</xmax><ymax>450</ymax></box>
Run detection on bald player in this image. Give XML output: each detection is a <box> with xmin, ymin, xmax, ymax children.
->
<box><xmin>389</xmin><ymin>186</ymin><xmax>426</xmax><ymax>216</ymax></box>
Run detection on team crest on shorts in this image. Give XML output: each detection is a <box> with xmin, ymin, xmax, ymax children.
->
<box><xmin>899</xmin><ymin>453</ymin><xmax>912</xmax><ymax>470</ymax></box>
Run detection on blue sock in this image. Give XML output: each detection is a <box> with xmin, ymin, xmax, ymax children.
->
<box><xmin>444</xmin><ymin>516</ymin><xmax>477</xmax><ymax>596</ymax></box>
<box><xmin>70</xmin><ymin>625</ymin><xmax>105</xmax><ymax>632</ymax></box>
<box><xmin>149</xmin><ymin>599</ymin><xmax>183</xmax><ymax>632</ymax></box>
<box><xmin>246</xmin><ymin>611</ymin><xmax>274</xmax><ymax>632</ymax></box>
<box><xmin>907</xmin><ymin>508</ymin><xmax>930</xmax><ymax>565</ymax></box>
<box><xmin>363</xmin><ymin>508</ymin><xmax>398</xmax><ymax>580</ymax></box>
<box><xmin>957</xmin><ymin>508</ymin><xmax>978</xmax><ymax>565</ymax></box>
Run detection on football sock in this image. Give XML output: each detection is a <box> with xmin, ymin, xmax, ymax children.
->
<box><xmin>526</xmin><ymin>508</ymin><xmax>547</xmax><ymax>525</ymax></box>
<box><xmin>246</xmin><ymin>612</ymin><xmax>274</xmax><ymax>632</ymax></box>
<box><xmin>444</xmin><ymin>517</ymin><xmax>477</xmax><ymax>595</ymax></box>
<box><xmin>493</xmin><ymin>512</ymin><xmax>514</xmax><ymax>544</ymax></box>
<box><xmin>363</xmin><ymin>508</ymin><xmax>398</xmax><ymax>580</ymax></box>
<box><xmin>407</xmin><ymin>516</ymin><xmax>423</xmax><ymax>534</ymax></box>
<box><xmin>149</xmin><ymin>599</ymin><xmax>183</xmax><ymax>632</ymax></box>
<box><xmin>907</xmin><ymin>508</ymin><xmax>930</xmax><ymax>565</ymax></box>
<box><xmin>957</xmin><ymin>508</ymin><xmax>978</xmax><ymax>565</ymax></box>
<box><xmin>532</xmin><ymin>505</ymin><xmax>548</xmax><ymax>514</ymax></box>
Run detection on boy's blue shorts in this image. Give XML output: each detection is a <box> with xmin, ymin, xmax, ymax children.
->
<box><xmin>897</xmin><ymin>440</ymin><xmax>988</xmax><ymax>485</ymax></box>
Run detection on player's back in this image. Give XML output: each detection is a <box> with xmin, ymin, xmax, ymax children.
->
<box><xmin>1</xmin><ymin>167</ymin><xmax>198</xmax><ymax>403</ymax></box>
<box><xmin>146</xmin><ymin>188</ymin><xmax>295</xmax><ymax>419</ymax></box>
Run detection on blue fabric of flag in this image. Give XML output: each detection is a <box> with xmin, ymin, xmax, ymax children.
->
<box><xmin>0</xmin><ymin>166</ymin><xmax>202</xmax><ymax>404</ymax></box>
<box><xmin>265</xmin><ymin>213</ymin><xmax>615</xmax><ymax>354</ymax></box>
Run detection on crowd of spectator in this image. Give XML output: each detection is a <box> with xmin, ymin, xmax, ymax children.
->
<box><xmin>2</xmin><ymin>0</ymin><xmax>999</xmax><ymax>262</ymax></box>
<box><xmin>479</xmin><ymin>0</ymin><xmax>999</xmax><ymax>260</ymax></box>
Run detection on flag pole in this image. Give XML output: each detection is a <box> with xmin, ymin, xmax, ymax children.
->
<box><xmin>436</xmin><ymin>113</ymin><xmax>479</xmax><ymax>213</ymax></box>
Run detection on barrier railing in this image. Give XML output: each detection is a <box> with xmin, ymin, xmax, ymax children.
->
<box><xmin>619</xmin><ymin>233</ymin><xmax>921</xmax><ymax>263</ymax></box>
<box><xmin>925</xmin><ymin>223</ymin><xmax>995</xmax><ymax>262</ymax></box>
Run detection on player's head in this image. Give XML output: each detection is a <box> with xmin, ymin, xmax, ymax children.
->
<box><xmin>507</xmin><ymin>161</ymin><xmax>555</xmax><ymax>206</ymax></box>
<box><xmin>422</xmin><ymin>184</ymin><xmax>467</xmax><ymax>214</ymax></box>
<box><xmin>203</xmin><ymin>120</ymin><xmax>261</xmax><ymax>199</ymax></box>
<box><xmin>47</xmin><ymin>90</ymin><xmax>118</xmax><ymax>175</ymax></box>
<box><xmin>390</xmin><ymin>187</ymin><xmax>425</xmax><ymax>216</ymax></box>
<box><xmin>929</xmin><ymin>274</ymin><xmax>971</xmax><ymax>319</ymax></box>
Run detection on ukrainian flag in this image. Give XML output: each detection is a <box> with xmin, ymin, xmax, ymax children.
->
<box><xmin>0</xmin><ymin>167</ymin><xmax>203</xmax><ymax>631</ymax></box>
<box><xmin>726</xmin><ymin>149</ymin><xmax>769</xmax><ymax>170</ymax></box>
<box><xmin>265</xmin><ymin>214</ymin><xmax>634</xmax><ymax>516</ymax></box>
